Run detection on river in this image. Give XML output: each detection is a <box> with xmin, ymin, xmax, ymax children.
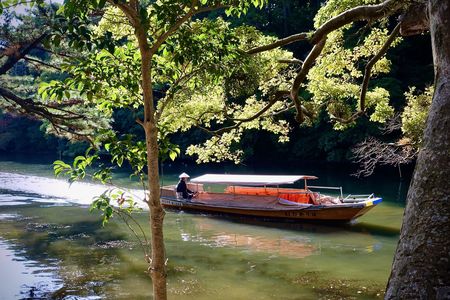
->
<box><xmin>0</xmin><ymin>155</ymin><xmax>409</xmax><ymax>299</ymax></box>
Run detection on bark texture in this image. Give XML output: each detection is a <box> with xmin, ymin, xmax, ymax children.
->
<box><xmin>134</xmin><ymin>22</ymin><xmax>167</xmax><ymax>300</ymax></box>
<box><xmin>385</xmin><ymin>0</ymin><xmax>450</xmax><ymax>299</ymax></box>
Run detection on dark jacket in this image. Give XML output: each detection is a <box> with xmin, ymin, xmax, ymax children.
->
<box><xmin>176</xmin><ymin>180</ymin><xmax>193</xmax><ymax>199</ymax></box>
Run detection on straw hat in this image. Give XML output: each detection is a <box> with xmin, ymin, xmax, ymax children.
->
<box><xmin>179</xmin><ymin>172</ymin><xmax>190</xmax><ymax>178</ymax></box>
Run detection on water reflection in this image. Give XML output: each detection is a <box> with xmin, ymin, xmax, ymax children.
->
<box><xmin>173</xmin><ymin>213</ymin><xmax>388</xmax><ymax>261</ymax></box>
<box><xmin>178</xmin><ymin>216</ymin><xmax>316</xmax><ymax>259</ymax></box>
<box><xmin>0</xmin><ymin>238</ymin><xmax>63</xmax><ymax>299</ymax></box>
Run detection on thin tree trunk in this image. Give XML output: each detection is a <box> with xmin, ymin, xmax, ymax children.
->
<box><xmin>145</xmin><ymin>121</ymin><xmax>167</xmax><ymax>300</ymax></box>
<box><xmin>385</xmin><ymin>0</ymin><xmax>450</xmax><ymax>298</ymax></box>
<box><xmin>137</xmin><ymin>30</ymin><xmax>168</xmax><ymax>300</ymax></box>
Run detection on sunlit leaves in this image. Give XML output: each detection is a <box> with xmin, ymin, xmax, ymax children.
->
<box><xmin>186</xmin><ymin>129</ymin><xmax>244</xmax><ymax>164</ymax></box>
<box><xmin>306</xmin><ymin>1</ymin><xmax>401</xmax><ymax>130</ymax></box>
<box><xmin>401</xmin><ymin>87</ymin><xmax>433</xmax><ymax>146</ymax></box>
<box><xmin>154</xmin><ymin>21</ymin><xmax>293</xmax><ymax>163</ymax></box>
<box><xmin>90</xmin><ymin>189</ymin><xmax>142</xmax><ymax>226</ymax></box>
<box><xmin>367</xmin><ymin>87</ymin><xmax>393</xmax><ymax>123</ymax></box>
<box><xmin>53</xmin><ymin>160</ymin><xmax>72</xmax><ymax>177</ymax></box>
<box><xmin>95</xmin><ymin>6</ymin><xmax>134</xmax><ymax>41</ymax></box>
<box><xmin>44</xmin><ymin>0</ymin><xmax>291</xmax><ymax>166</ymax></box>
<box><xmin>53</xmin><ymin>151</ymin><xmax>101</xmax><ymax>183</ymax></box>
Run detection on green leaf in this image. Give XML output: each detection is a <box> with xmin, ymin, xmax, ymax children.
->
<box><xmin>98</xmin><ymin>0</ymin><xmax>106</xmax><ymax>8</ymax></box>
<box><xmin>117</xmin><ymin>156</ymin><xmax>124</xmax><ymax>166</ymax></box>
<box><xmin>169</xmin><ymin>151</ymin><xmax>177</xmax><ymax>161</ymax></box>
<box><xmin>73</xmin><ymin>156</ymin><xmax>85</xmax><ymax>168</ymax></box>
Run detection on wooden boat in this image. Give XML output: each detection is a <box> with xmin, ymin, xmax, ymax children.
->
<box><xmin>160</xmin><ymin>174</ymin><xmax>382</xmax><ymax>222</ymax></box>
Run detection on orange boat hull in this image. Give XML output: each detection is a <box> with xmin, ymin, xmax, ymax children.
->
<box><xmin>160</xmin><ymin>187</ymin><xmax>381</xmax><ymax>222</ymax></box>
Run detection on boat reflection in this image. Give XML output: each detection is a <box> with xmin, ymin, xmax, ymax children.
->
<box><xmin>178</xmin><ymin>217</ymin><xmax>316</xmax><ymax>258</ymax></box>
<box><xmin>173</xmin><ymin>212</ymin><xmax>388</xmax><ymax>258</ymax></box>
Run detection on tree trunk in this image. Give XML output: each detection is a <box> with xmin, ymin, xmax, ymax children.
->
<box><xmin>385</xmin><ymin>0</ymin><xmax>450</xmax><ymax>299</ymax></box>
<box><xmin>138</xmin><ymin>32</ymin><xmax>168</xmax><ymax>300</ymax></box>
<box><xmin>144</xmin><ymin>121</ymin><xmax>167</xmax><ymax>300</ymax></box>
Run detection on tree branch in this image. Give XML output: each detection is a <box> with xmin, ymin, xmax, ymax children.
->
<box><xmin>290</xmin><ymin>38</ymin><xmax>326</xmax><ymax>123</ymax></box>
<box><xmin>246</xmin><ymin>0</ymin><xmax>406</xmax><ymax>59</ymax></box>
<box><xmin>359</xmin><ymin>21</ymin><xmax>401</xmax><ymax>111</ymax></box>
<box><xmin>0</xmin><ymin>33</ymin><xmax>48</xmax><ymax>75</ymax></box>
<box><xmin>0</xmin><ymin>86</ymin><xmax>95</xmax><ymax>140</ymax></box>
<box><xmin>246</xmin><ymin>32</ymin><xmax>309</xmax><ymax>55</ymax></box>
<box><xmin>399</xmin><ymin>0</ymin><xmax>428</xmax><ymax>36</ymax></box>
<box><xmin>230</xmin><ymin>90</ymin><xmax>290</xmax><ymax>122</ymax></box>
<box><xmin>310</xmin><ymin>0</ymin><xmax>407</xmax><ymax>44</ymax></box>
<box><xmin>277</xmin><ymin>58</ymin><xmax>303</xmax><ymax>65</ymax></box>
<box><xmin>150</xmin><ymin>2</ymin><xmax>228</xmax><ymax>55</ymax></box>
<box><xmin>330</xmin><ymin>21</ymin><xmax>402</xmax><ymax>125</ymax></box>
<box><xmin>194</xmin><ymin>90</ymin><xmax>290</xmax><ymax>135</ymax></box>
<box><xmin>352</xmin><ymin>136</ymin><xmax>417</xmax><ymax>177</ymax></box>
<box><xmin>35</xmin><ymin>47</ymin><xmax>76</xmax><ymax>59</ymax></box>
<box><xmin>23</xmin><ymin>56</ymin><xmax>61</xmax><ymax>71</ymax></box>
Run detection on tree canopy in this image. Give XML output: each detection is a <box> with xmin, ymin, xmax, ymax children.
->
<box><xmin>1</xmin><ymin>0</ymin><xmax>446</xmax><ymax>299</ymax></box>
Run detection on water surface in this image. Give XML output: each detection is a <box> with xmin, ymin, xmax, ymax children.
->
<box><xmin>0</xmin><ymin>156</ymin><xmax>407</xmax><ymax>299</ymax></box>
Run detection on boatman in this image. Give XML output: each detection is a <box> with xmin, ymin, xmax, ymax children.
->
<box><xmin>176</xmin><ymin>172</ymin><xmax>197</xmax><ymax>200</ymax></box>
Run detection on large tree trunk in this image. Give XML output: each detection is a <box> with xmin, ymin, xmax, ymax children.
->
<box><xmin>385</xmin><ymin>0</ymin><xmax>450</xmax><ymax>299</ymax></box>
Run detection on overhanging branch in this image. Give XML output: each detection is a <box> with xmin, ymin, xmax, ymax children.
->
<box><xmin>246</xmin><ymin>33</ymin><xmax>309</xmax><ymax>55</ymax></box>
<box><xmin>0</xmin><ymin>33</ymin><xmax>48</xmax><ymax>75</ymax></box>
<box><xmin>290</xmin><ymin>38</ymin><xmax>326</xmax><ymax>123</ymax></box>
<box><xmin>23</xmin><ymin>56</ymin><xmax>62</xmax><ymax>71</ymax></box>
<box><xmin>310</xmin><ymin>0</ymin><xmax>406</xmax><ymax>44</ymax></box>
<box><xmin>0</xmin><ymin>86</ymin><xmax>95</xmax><ymax>140</ymax></box>
<box><xmin>331</xmin><ymin>21</ymin><xmax>402</xmax><ymax>124</ymax></box>
<box><xmin>246</xmin><ymin>0</ymin><xmax>407</xmax><ymax>58</ymax></box>
<box><xmin>194</xmin><ymin>90</ymin><xmax>290</xmax><ymax>136</ymax></box>
<box><xmin>359</xmin><ymin>21</ymin><xmax>401</xmax><ymax>112</ymax></box>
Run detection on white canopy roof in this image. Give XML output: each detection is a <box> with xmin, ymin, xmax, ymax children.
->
<box><xmin>190</xmin><ymin>174</ymin><xmax>318</xmax><ymax>186</ymax></box>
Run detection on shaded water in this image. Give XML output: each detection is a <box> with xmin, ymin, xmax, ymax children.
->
<box><xmin>0</xmin><ymin>156</ymin><xmax>408</xmax><ymax>299</ymax></box>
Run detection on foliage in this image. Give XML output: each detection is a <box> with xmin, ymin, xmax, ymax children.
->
<box><xmin>1</xmin><ymin>0</ymin><xmax>434</xmax><ymax>169</ymax></box>
<box><xmin>306</xmin><ymin>0</ymin><xmax>401</xmax><ymax>130</ymax></box>
<box><xmin>90</xmin><ymin>189</ymin><xmax>141</xmax><ymax>226</ymax></box>
<box><xmin>154</xmin><ymin>23</ymin><xmax>293</xmax><ymax>163</ymax></box>
<box><xmin>0</xmin><ymin>0</ymin><xmax>44</xmax><ymax>14</ymax></box>
<box><xmin>0</xmin><ymin>3</ymin><xmax>112</xmax><ymax>143</ymax></box>
<box><xmin>401</xmin><ymin>86</ymin><xmax>433</xmax><ymax>147</ymax></box>
<box><xmin>40</xmin><ymin>1</ymin><xmax>294</xmax><ymax>164</ymax></box>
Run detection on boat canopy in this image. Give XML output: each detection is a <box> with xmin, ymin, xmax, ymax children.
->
<box><xmin>190</xmin><ymin>174</ymin><xmax>318</xmax><ymax>186</ymax></box>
